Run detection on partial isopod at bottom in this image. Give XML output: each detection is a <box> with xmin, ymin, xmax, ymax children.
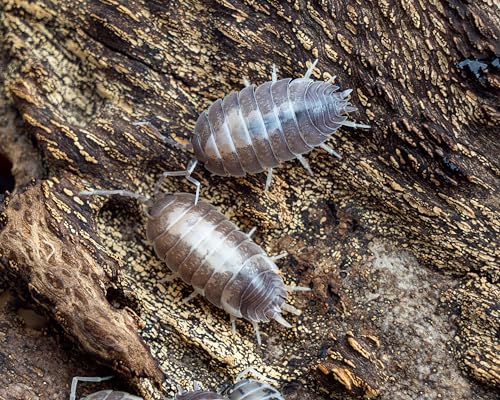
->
<box><xmin>223</xmin><ymin>378</ymin><xmax>284</xmax><ymax>400</ymax></box>
<box><xmin>176</xmin><ymin>368</ymin><xmax>284</xmax><ymax>400</ymax></box>
<box><xmin>69</xmin><ymin>376</ymin><xmax>142</xmax><ymax>400</ymax></box>
<box><xmin>176</xmin><ymin>387</ymin><xmax>226</xmax><ymax>400</ymax></box>
<box><xmin>79</xmin><ymin>189</ymin><xmax>309</xmax><ymax>345</ymax></box>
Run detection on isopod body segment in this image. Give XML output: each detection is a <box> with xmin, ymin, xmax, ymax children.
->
<box><xmin>224</xmin><ymin>379</ymin><xmax>284</xmax><ymax>400</ymax></box>
<box><xmin>175</xmin><ymin>389</ymin><xmax>227</xmax><ymax>400</ymax></box>
<box><xmin>82</xmin><ymin>390</ymin><xmax>142</xmax><ymax>400</ymax></box>
<box><xmin>146</xmin><ymin>192</ymin><xmax>303</xmax><ymax>344</ymax></box>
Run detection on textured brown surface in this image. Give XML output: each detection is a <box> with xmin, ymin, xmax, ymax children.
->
<box><xmin>0</xmin><ymin>289</ymin><xmax>124</xmax><ymax>400</ymax></box>
<box><xmin>0</xmin><ymin>0</ymin><xmax>498</xmax><ymax>399</ymax></box>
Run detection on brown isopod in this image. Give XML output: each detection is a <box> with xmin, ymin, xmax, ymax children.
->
<box><xmin>79</xmin><ymin>189</ymin><xmax>309</xmax><ymax>345</ymax></box>
<box><xmin>136</xmin><ymin>59</ymin><xmax>370</xmax><ymax>202</ymax></box>
<box><xmin>69</xmin><ymin>376</ymin><xmax>142</xmax><ymax>400</ymax></box>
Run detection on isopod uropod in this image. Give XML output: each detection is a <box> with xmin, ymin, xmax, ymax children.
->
<box><xmin>69</xmin><ymin>376</ymin><xmax>142</xmax><ymax>400</ymax></box>
<box><xmin>79</xmin><ymin>189</ymin><xmax>308</xmax><ymax>345</ymax></box>
<box><xmin>142</xmin><ymin>59</ymin><xmax>370</xmax><ymax>203</ymax></box>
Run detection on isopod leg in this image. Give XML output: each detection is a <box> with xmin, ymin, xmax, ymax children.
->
<box><xmin>133</xmin><ymin>120</ymin><xmax>193</xmax><ymax>150</ymax></box>
<box><xmin>296</xmin><ymin>154</ymin><xmax>313</xmax><ymax>175</ymax></box>
<box><xmin>285</xmin><ymin>284</ymin><xmax>311</xmax><ymax>292</ymax></box>
<box><xmin>182</xmin><ymin>290</ymin><xmax>199</xmax><ymax>305</ymax></box>
<box><xmin>271</xmin><ymin>64</ymin><xmax>277</xmax><ymax>82</ymax></box>
<box><xmin>281</xmin><ymin>303</ymin><xmax>301</xmax><ymax>316</ymax></box>
<box><xmin>265</xmin><ymin>168</ymin><xmax>273</xmax><ymax>191</ymax></box>
<box><xmin>270</xmin><ymin>252</ymin><xmax>288</xmax><ymax>261</ymax></box>
<box><xmin>247</xmin><ymin>227</ymin><xmax>257</xmax><ymax>238</ymax></box>
<box><xmin>155</xmin><ymin>159</ymin><xmax>201</xmax><ymax>204</ymax></box>
<box><xmin>243</xmin><ymin>77</ymin><xmax>252</xmax><ymax>87</ymax></box>
<box><xmin>70</xmin><ymin>376</ymin><xmax>113</xmax><ymax>400</ymax></box>
<box><xmin>159</xmin><ymin>272</ymin><xmax>178</xmax><ymax>283</ymax></box>
<box><xmin>252</xmin><ymin>321</ymin><xmax>262</xmax><ymax>345</ymax></box>
<box><xmin>273</xmin><ymin>313</ymin><xmax>292</xmax><ymax>328</ymax></box>
<box><xmin>230</xmin><ymin>315</ymin><xmax>237</xmax><ymax>334</ymax></box>
<box><xmin>320</xmin><ymin>143</ymin><xmax>342</xmax><ymax>159</ymax></box>
<box><xmin>327</xmin><ymin>75</ymin><xmax>337</xmax><ymax>83</ymax></box>
<box><xmin>340</xmin><ymin>120</ymin><xmax>371</xmax><ymax>129</ymax></box>
<box><xmin>303</xmin><ymin>59</ymin><xmax>319</xmax><ymax>79</ymax></box>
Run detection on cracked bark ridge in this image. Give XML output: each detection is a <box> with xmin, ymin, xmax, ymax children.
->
<box><xmin>0</xmin><ymin>0</ymin><xmax>499</xmax><ymax>398</ymax></box>
<box><xmin>444</xmin><ymin>275</ymin><xmax>500</xmax><ymax>387</ymax></box>
<box><xmin>0</xmin><ymin>176</ymin><xmax>163</xmax><ymax>386</ymax></box>
<box><xmin>0</xmin><ymin>289</ymin><xmax>120</xmax><ymax>400</ymax></box>
<box><xmin>316</xmin><ymin>331</ymin><xmax>387</xmax><ymax>398</ymax></box>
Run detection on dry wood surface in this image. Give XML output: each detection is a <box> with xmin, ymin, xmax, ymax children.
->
<box><xmin>0</xmin><ymin>0</ymin><xmax>498</xmax><ymax>399</ymax></box>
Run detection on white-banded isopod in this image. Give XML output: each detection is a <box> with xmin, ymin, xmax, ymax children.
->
<box><xmin>79</xmin><ymin>189</ymin><xmax>309</xmax><ymax>345</ymax></box>
<box><xmin>69</xmin><ymin>376</ymin><xmax>142</xmax><ymax>400</ymax></box>
<box><xmin>142</xmin><ymin>59</ymin><xmax>370</xmax><ymax>203</ymax></box>
<box><xmin>177</xmin><ymin>368</ymin><xmax>284</xmax><ymax>400</ymax></box>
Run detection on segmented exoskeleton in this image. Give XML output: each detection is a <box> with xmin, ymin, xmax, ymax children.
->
<box><xmin>176</xmin><ymin>391</ymin><xmax>226</xmax><ymax>400</ymax></box>
<box><xmin>224</xmin><ymin>379</ymin><xmax>284</xmax><ymax>400</ymax></box>
<box><xmin>176</xmin><ymin>368</ymin><xmax>284</xmax><ymax>400</ymax></box>
<box><xmin>176</xmin><ymin>386</ymin><xmax>226</xmax><ymax>400</ymax></box>
<box><xmin>142</xmin><ymin>59</ymin><xmax>370</xmax><ymax>203</ymax></box>
<box><xmin>79</xmin><ymin>189</ymin><xmax>308</xmax><ymax>345</ymax></box>
<box><xmin>69</xmin><ymin>376</ymin><xmax>142</xmax><ymax>400</ymax></box>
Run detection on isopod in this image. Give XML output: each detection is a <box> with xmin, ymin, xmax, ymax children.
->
<box><xmin>69</xmin><ymin>376</ymin><xmax>142</xmax><ymax>400</ymax></box>
<box><xmin>79</xmin><ymin>189</ymin><xmax>309</xmax><ymax>345</ymax></box>
<box><xmin>176</xmin><ymin>382</ymin><xmax>226</xmax><ymax>400</ymax></box>
<box><xmin>176</xmin><ymin>368</ymin><xmax>284</xmax><ymax>400</ymax></box>
<box><xmin>139</xmin><ymin>59</ymin><xmax>370</xmax><ymax>203</ymax></box>
<box><xmin>223</xmin><ymin>378</ymin><xmax>283</xmax><ymax>400</ymax></box>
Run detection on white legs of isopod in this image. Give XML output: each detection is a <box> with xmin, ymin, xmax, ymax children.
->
<box><xmin>270</xmin><ymin>252</ymin><xmax>288</xmax><ymax>262</ymax></box>
<box><xmin>182</xmin><ymin>290</ymin><xmax>200</xmax><ymax>305</ymax></box>
<box><xmin>340</xmin><ymin>120</ymin><xmax>372</xmax><ymax>129</ymax></box>
<box><xmin>303</xmin><ymin>58</ymin><xmax>319</xmax><ymax>79</ymax></box>
<box><xmin>69</xmin><ymin>376</ymin><xmax>113</xmax><ymax>400</ymax></box>
<box><xmin>247</xmin><ymin>227</ymin><xmax>257</xmax><ymax>238</ymax></box>
<box><xmin>296</xmin><ymin>154</ymin><xmax>313</xmax><ymax>175</ymax></box>
<box><xmin>272</xmin><ymin>64</ymin><xmax>278</xmax><ymax>83</ymax></box>
<box><xmin>156</xmin><ymin>159</ymin><xmax>201</xmax><ymax>204</ymax></box>
<box><xmin>230</xmin><ymin>314</ymin><xmax>237</xmax><ymax>334</ymax></box>
<box><xmin>252</xmin><ymin>321</ymin><xmax>262</xmax><ymax>345</ymax></box>
<box><xmin>320</xmin><ymin>143</ymin><xmax>342</xmax><ymax>159</ymax></box>
<box><xmin>265</xmin><ymin>168</ymin><xmax>273</xmax><ymax>191</ymax></box>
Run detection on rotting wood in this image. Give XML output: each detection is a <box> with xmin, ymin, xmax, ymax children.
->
<box><xmin>0</xmin><ymin>0</ymin><xmax>498</xmax><ymax>399</ymax></box>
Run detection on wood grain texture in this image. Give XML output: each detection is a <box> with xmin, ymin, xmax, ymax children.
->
<box><xmin>0</xmin><ymin>0</ymin><xmax>498</xmax><ymax>399</ymax></box>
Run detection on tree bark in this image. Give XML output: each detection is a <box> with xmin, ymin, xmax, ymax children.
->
<box><xmin>0</xmin><ymin>0</ymin><xmax>498</xmax><ymax>399</ymax></box>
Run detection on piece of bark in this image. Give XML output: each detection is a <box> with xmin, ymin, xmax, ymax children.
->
<box><xmin>0</xmin><ymin>289</ymin><xmax>123</xmax><ymax>400</ymax></box>
<box><xmin>316</xmin><ymin>331</ymin><xmax>387</xmax><ymax>398</ymax></box>
<box><xmin>0</xmin><ymin>0</ymin><xmax>498</xmax><ymax>399</ymax></box>
<box><xmin>0</xmin><ymin>176</ymin><xmax>163</xmax><ymax>387</ymax></box>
